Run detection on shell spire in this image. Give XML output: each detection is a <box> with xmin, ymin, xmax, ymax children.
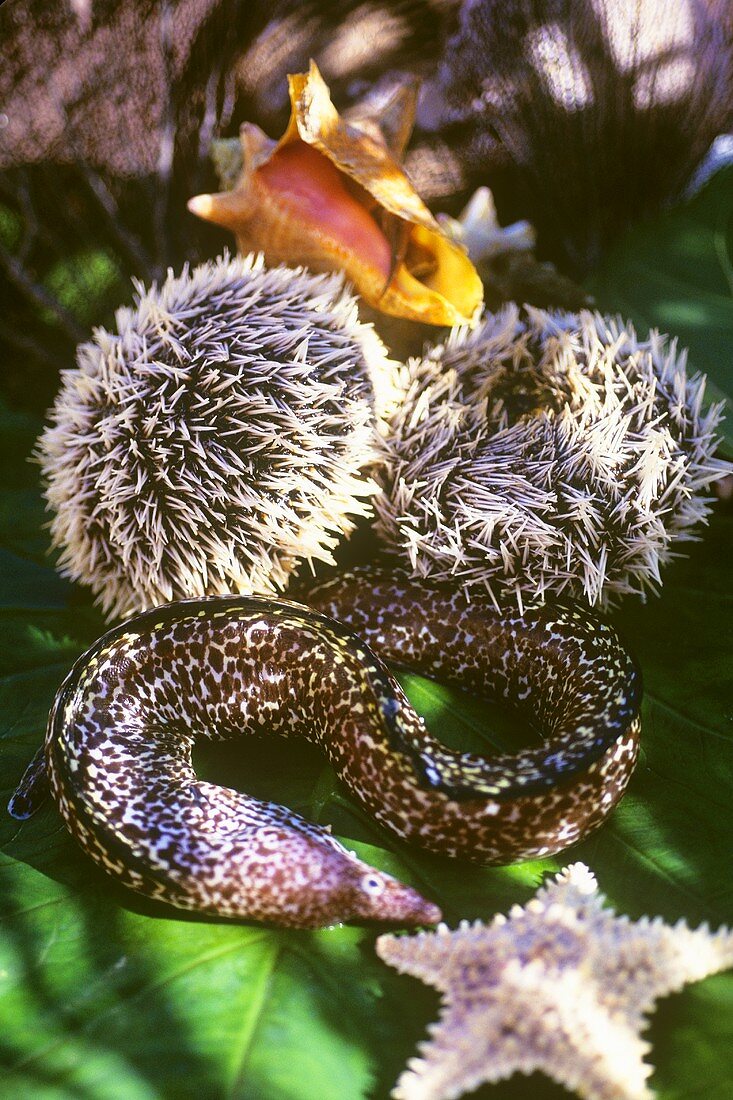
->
<box><xmin>188</xmin><ymin>62</ymin><xmax>483</xmax><ymax>327</ymax></box>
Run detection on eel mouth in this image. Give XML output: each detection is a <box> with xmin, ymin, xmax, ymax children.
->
<box><xmin>348</xmin><ymin>870</ymin><xmax>443</xmax><ymax>928</ymax></box>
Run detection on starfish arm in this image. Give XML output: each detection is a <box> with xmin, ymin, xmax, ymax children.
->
<box><xmin>392</xmin><ymin>979</ymin><xmax>655</xmax><ymax>1100</ymax></box>
<box><xmin>377</xmin><ymin>866</ymin><xmax>733</xmax><ymax>1100</ymax></box>
<box><xmin>595</xmin><ymin>916</ymin><xmax>733</xmax><ymax>1014</ymax></box>
<box><xmin>536</xmin><ymin>975</ymin><xmax>654</xmax><ymax>1100</ymax></box>
<box><xmin>377</xmin><ymin>921</ymin><xmax>503</xmax><ymax>993</ymax></box>
<box><xmin>392</xmin><ymin>994</ymin><xmax>542</xmax><ymax>1100</ymax></box>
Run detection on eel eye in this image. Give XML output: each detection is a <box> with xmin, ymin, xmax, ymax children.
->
<box><xmin>360</xmin><ymin>873</ymin><xmax>386</xmax><ymax>897</ymax></box>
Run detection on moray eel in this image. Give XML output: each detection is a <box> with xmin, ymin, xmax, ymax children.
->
<box><xmin>8</xmin><ymin>568</ymin><xmax>641</xmax><ymax>928</ymax></box>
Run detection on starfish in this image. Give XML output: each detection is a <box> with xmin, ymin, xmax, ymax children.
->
<box><xmin>438</xmin><ymin>187</ymin><xmax>592</xmax><ymax>312</ymax></box>
<box><xmin>438</xmin><ymin>186</ymin><xmax>536</xmax><ymax>264</ymax></box>
<box><xmin>376</xmin><ymin>863</ymin><xmax>733</xmax><ymax>1100</ymax></box>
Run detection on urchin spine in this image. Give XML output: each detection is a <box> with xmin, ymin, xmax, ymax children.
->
<box><xmin>39</xmin><ymin>252</ymin><xmax>396</xmax><ymax>618</ymax></box>
<box><xmin>374</xmin><ymin>305</ymin><xmax>729</xmax><ymax>608</ymax></box>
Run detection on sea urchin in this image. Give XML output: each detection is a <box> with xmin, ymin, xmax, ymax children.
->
<box><xmin>375</xmin><ymin>305</ymin><xmax>729</xmax><ymax>608</ymax></box>
<box><xmin>39</xmin><ymin>253</ymin><xmax>394</xmax><ymax>618</ymax></box>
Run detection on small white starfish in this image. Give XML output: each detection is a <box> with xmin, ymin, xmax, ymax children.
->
<box><xmin>377</xmin><ymin>863</ymin><xmax>733</xmax><ymax>1100</ymax></box>
<box><xmin>438</xmin><ymin>186</ymin><xmax>536</xmax><ymax>264</ymax></box>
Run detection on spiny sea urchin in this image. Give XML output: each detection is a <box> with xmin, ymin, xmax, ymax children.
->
<box><xmin>39</xmin><ymin>252</ymin><xmax>395</xmax><ymax>619</ymax></box>
<box><xmin>375</xmin><ymin>305</ymin><xmax>729</xmax><ymax>608</ymax></box>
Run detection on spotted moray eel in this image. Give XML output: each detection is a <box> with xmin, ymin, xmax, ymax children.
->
<box><xmin>9</xmin><ymin>567</ymin><xmax>641</xmax><ymax>929</ymax></box>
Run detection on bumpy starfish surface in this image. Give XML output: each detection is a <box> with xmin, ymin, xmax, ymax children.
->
<box><xmin>377</xmin><ymin>863</ymin><xmax>733</xmax><ymax>1100</ymax></box>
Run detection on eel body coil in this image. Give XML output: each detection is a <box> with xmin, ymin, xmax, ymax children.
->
<box><xmin>9</xmin><ymin>568</ymin><xmax>641</xmax><ymax>928</ymax></box>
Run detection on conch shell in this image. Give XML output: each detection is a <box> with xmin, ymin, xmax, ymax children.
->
<box><xmin>188</xmin><ymin>62</ymin><xmax>483</xmax><ymax>326</ymax></box>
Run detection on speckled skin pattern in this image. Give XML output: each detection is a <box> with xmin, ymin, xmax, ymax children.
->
<box><xmin>9</xmin><ymin>567</ymin><xmax>641</xmax><ymax>929</ymax></box>
<box><xmin>301</xmin><ymin>568</ymin><xmax>641</xmax><ymax>862</ymax></box>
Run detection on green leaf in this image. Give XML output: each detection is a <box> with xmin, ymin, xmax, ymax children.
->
<box><xmin>588</xmin><ymin>166</ymin><xmax>733</xmax><ymax>452</ymax></box>
<box><xmin>2</xmin><ymin>170</ymin><xmax>733</xmax><ymax>1097</ymax></box>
